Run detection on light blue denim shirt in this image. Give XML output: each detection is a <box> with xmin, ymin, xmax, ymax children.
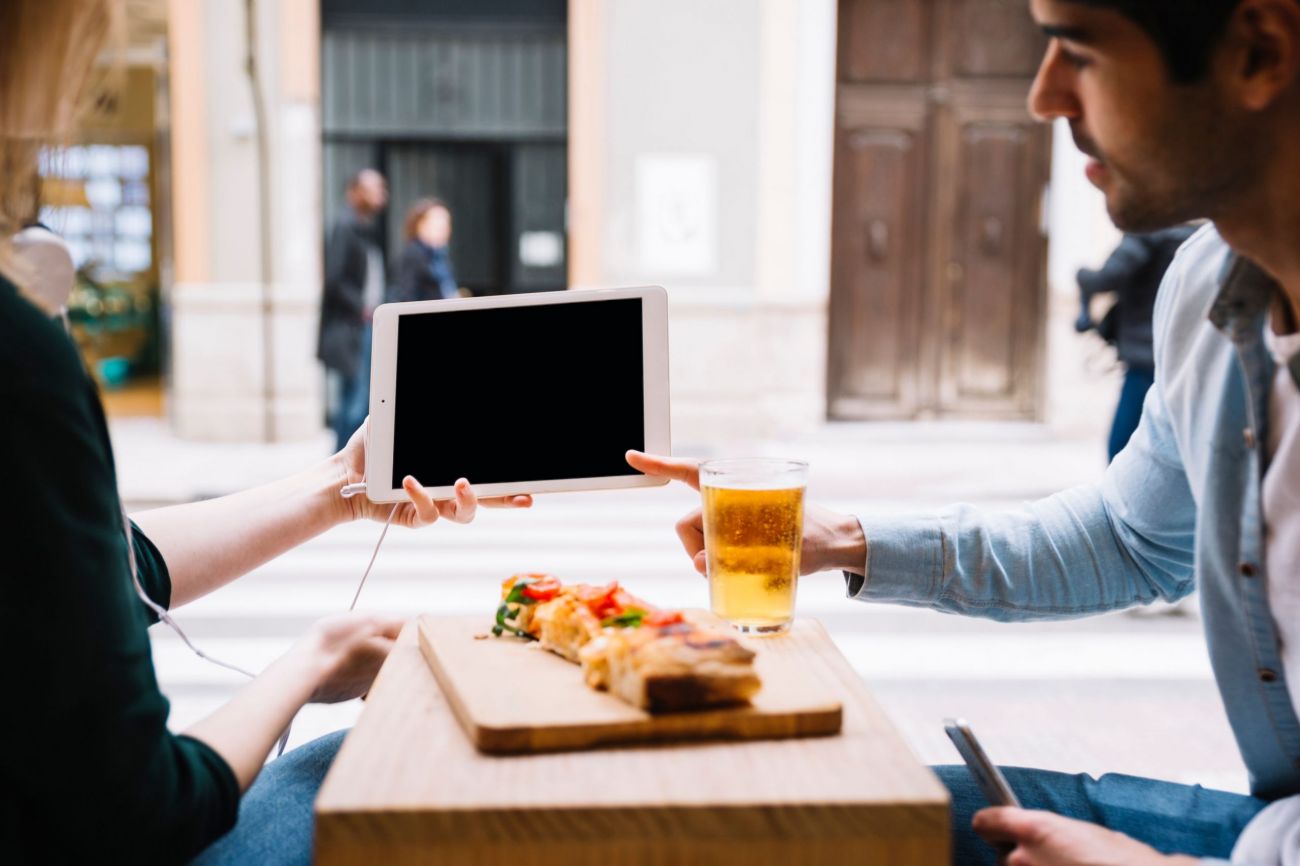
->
<box><xmin>848</xmin><ymin>226</ymin><xmax>1300</xmax><ymax>817</ymax></box>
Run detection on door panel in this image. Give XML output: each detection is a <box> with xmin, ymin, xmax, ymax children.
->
<box><xmin>829</xmin><ymin>96</ymin><xmax>929</xmax><ymax>418</ymax></box>
<box><xmin>830</xmin><ymin>0</ymin><xmax>1049</xmax><ymax>421</ymax></box>
<box><xmin>950</xmin><ymin>124</ymin><xmax>1023</xmax><ymax>398</ymax></box>
<box><xmin>838</xmin><ymin>0</ymin><xmax>930</xmax><ymax>84</ymax></box>
<box><xmin>936</xmin><ymin>90</ymin><xmax>1050</xmax><ymax>415</ymax></box>
<box><xmin>938</xmin><ymin>0</ymin><xmax>1047</xmax><ymax>78</ymax></box>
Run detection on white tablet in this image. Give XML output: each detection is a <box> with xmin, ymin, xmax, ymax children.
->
<box><xmin>365</xmin><ymin>286</ymin><xmax>671</xmax><ymax>503</ymax></box>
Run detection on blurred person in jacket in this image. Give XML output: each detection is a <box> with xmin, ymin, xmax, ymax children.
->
<box><xmin>392</xmin><ymin>197</ymin><xmax>460</xmax><ymax>303</ymax></box>
<box><xmin>318</xmin><ymin>168</ymin><xmax>388</xmax><ymax>450</ymax></box>
<box><xmin>1076</xmin><ymin>224</ymin><xmax>1197</xmax><ymax>460</ymax></box>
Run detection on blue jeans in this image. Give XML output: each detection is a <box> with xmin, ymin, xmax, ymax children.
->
<box><xmin>190</xmin><ymin>729</ymin><xmax>346</xmax><ymax>866</ymax></box>
<box><xmin>939</xmin><ymin>765</ymin><xmax>1268</xmax><ymax>865</ymax></box>
<box><xmin>331</xmin><ymin>324</ymin><xmax>371</xmax><ymax>452</ymax></box>
<box><xmin>1108</xmin><ymin>365</ymin><xmax>1155</xmax><ymax>462</ymax></box>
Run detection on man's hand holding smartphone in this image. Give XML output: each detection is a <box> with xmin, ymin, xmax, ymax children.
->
<box><xmin>946</xmin><ymin>719</ymin><xmax>1198</xmax><ymax>865</ymax></box>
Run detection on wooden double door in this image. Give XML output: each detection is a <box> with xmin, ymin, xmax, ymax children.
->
<box><xmin>828</xmin><ymin>0</ymin><xmax>1051</xmax><ymax>421</ymax></box>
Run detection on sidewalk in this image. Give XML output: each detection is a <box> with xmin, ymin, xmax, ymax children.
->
<box><xmin>110</xmin><ymin>416</ymin><xmax>1248</xmax><ymax>794</ymax></box>
<box><xmin>112</xmin><ymin>415</ymin><xmax>1106</xmax><ymax>509</ymax></box>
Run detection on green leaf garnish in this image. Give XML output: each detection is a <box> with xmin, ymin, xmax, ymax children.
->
<box><xmin>602</xmin><ymin>607</ymin><xmax>648</xmax><ymax>629</ymax></box>
<box><xmin>504</xmin><ymin>581</ymin><xmax>539</xmax><ymax>606</ymax></box>
<box><xmin>492</xmin><ymin>597</ymin><xmax>538</xmax><ymax>641</ymax></box>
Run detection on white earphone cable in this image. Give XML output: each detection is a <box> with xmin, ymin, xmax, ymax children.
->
<box><xmin>347</xmin><ymin>500</ymin><xmax>399</xmax><ymax>611</ymax></box>
<box><xmin>122</xmin><ymin>490</ymin><xmax>397</xmax><ymax>758</ymax></box>
<box><xmin>123</xmin><ymin>509</ymin><xmax>291</xmax><ymax>755</ymax></box>
<box><xmin>123</xmin><ymin>514</ymin><xmax>258</xmax><ymax>679</ymax></box>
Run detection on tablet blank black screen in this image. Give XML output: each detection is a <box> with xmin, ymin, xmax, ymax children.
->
<box><xmin>391</xmin><ymin>298</ymin><xmax>646</xmax><ymax>489</ymax></box>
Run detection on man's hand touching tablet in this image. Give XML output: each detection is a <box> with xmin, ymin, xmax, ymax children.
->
<box><xmin>625</xmin><ymin>451</ymin><xmax>867</xmax><ymax>576</ymax></box>
<box><xmin>338</xmin><ymin>420</ymin><xmax>533</xmax><ymax>527</ymax></box>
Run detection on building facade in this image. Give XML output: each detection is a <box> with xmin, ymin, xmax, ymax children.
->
<box><xmin>156</xmin><ymin>0</ymin><xmax>1118</xmax><ymax>446</ymax></box>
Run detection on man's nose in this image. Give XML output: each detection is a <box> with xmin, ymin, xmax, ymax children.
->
<box><xmin>1027</xmin><ymin>42</ymin><xmax>1082</xmax><ymax>122</ymax></box>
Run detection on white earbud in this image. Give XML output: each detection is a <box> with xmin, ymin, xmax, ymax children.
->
<box><xmin>11</xmin><ymin>226</ymin><xmax>76</xmax><ymax>315</ymax></box>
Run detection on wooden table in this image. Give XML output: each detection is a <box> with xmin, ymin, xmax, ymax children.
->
<box><xmin>315</xmin><ymin>619</ymin><xmax>950</xmax><ymax>865</ymax></box>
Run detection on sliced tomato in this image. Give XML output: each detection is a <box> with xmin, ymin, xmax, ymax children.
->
<box><xmin>575</xmin><ymin>581</ymin><xmax>623</xmax><ymax>618</ymax></box>
<box><xmin>612</xmin><ymin>587</ymin><xmax>647</xmax><ymax>612</ymax></box>
<box><xmin>643</xmin><ymin>610</ymin><xmax>685</xmax><ymax>627</ymax></box>
<box><xmin>521</xmin><ymin>575</ymin><xmax>562</xmax><ymax>602</ymax></box>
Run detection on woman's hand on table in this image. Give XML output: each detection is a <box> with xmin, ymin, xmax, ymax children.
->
<box><xmin>184</xmin><ymin>611</ymin><xmax>411</xmax><ymax>790</ymax></box>
<box><xmin>972</xmin><ymin>808</ymin><xmax>1200</xmax><ymax>866</ymax></box>
<box><xmin>624</xmin><ymin>451</ymin><xmax>867</xmax><ymax>576</ymax></box>
<box><xmin>293</xmin><ymin>612</ymin><xmax>407</xmax><ymax>703</ymax></box>
<box><xmin>335</xmin><ymin>419</ymin><xmax>533</xmax><ymax>527</ymax></box>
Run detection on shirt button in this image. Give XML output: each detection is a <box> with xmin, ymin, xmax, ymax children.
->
<box><xmin>1259</xmin><ymin>668</ymin><xmax>1279</xmax><ymax>683</ymax></box>
<box><xmin>1240</xmin><ymin>562</ymin><xmax>1258</xmax><ymax>578</ymax></box>
<box><xmin>1244</xmin><ymin>428</ymin><xmax>1257</xmax><ymax>449</ymax></box>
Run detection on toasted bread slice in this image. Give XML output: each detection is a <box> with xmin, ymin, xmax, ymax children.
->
<box><xmin>496</xmin><ymin>575</ymin><xmax>762</xmax><ymax>713</ymax></box>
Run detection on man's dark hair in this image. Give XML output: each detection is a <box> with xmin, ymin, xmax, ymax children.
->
<box><xmin>1066</xmin><ymin>0</ymin><xmax>1242</xmax><ymax>82</ymax></box>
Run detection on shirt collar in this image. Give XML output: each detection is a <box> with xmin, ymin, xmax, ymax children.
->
<box><xmin>1212</xmin><ymin>252</ymin><xmax>1300</xmax><ymax>388</ymax></box>
<box><xmin>1210</xmin><ymin>254</ymin><xmax>1276</xmax><ymax>333</ymax></box>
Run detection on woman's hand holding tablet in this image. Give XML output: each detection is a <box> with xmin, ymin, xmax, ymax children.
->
<box><xmin>334</xmin><ymin>420</ymin><xmax>534</xmax><ymax>525</ymax></box>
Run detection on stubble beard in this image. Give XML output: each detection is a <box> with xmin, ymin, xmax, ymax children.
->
<box><xmin>1102</xmin><ymin>87</ymin><xmax>1255</xmax><ymax>233</ymax></box>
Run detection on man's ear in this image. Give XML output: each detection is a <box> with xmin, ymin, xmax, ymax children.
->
<box><xmin>1224</xmin><ymin>0</ymin><xmax>1300</xmax><ymax>112</ymax></box>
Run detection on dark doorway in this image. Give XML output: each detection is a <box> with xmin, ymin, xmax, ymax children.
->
<box><xmin>828</xmin><ymin>0</ymin><xmax>1051</xmax><ymax>420</ymax></box>
<box><xmin>320</xmin><ymin>0</ymin><xmax>567</xmax><ymax>295</ymax></box>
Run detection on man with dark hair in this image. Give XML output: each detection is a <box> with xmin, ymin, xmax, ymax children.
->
<box><xmin>1068</xmin><ymin>0</ymin><xmax>1245</xmax><ymax>83</ymax></box>
<box><xmin>318</xmin><ymin>168</ymin><xmax>388</xmax><ymax>450</ymax></box>
<box><xmin>630</xmin><ymin>0</ymin><xmax>1300</xmax><ymax>862</ymax></box>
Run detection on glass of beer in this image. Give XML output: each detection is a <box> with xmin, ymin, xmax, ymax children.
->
<box><xmin>700</xmin><ymin>458</ymin><xmax>807</xmax><ymax>635</ymax></box>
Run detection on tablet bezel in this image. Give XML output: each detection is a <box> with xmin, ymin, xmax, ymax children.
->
<box><xmin>365</xmin><ymin>286</ymin><xmax>671</xmax><ymax>503</ymax></box>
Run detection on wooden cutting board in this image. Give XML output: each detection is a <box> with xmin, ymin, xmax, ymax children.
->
<box><xmin>416</xmin><ymin>613</ymin><xmax>845</xmax><ymax>754</ymax></box>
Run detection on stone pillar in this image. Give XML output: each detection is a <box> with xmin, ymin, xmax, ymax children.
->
<box><xmin>166</xmin><ymin>0</ymin><xmax>324</xmax><ymax>441</ymax></box>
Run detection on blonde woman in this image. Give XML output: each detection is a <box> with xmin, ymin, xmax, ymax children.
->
<box><xmin>0</xmin><ymin>2</ymin><xmax>530</xmax><ymax>863</ymax></box>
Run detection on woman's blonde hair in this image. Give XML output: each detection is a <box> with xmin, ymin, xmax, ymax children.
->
<box><xmin>0</xmin><ymin>0</ymin><xmax>122</xmax><ymax>282</ymax></box>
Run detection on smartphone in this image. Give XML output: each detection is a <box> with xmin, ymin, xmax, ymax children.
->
<box><xmin>943</xmin><ymin>718</ymin><xmax>1022</xmax><ymax>808</ymax></box>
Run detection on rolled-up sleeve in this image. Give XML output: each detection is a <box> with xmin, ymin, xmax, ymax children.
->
<box><xmin>845</xmin><ymin>373</ymin><xmax>1197</xmax><ymax>621</ymax></box>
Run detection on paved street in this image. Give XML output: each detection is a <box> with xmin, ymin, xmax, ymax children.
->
<box><xmin>113</xmin><ymin>418</ymin><xmax>1250</xmax><ymax>795</ymax></box>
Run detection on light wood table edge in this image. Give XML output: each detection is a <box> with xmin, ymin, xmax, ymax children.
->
<box><xmin>315</xmin><ymin>620</ymin><xmax>951</xmax><ymax>866</ymax></box>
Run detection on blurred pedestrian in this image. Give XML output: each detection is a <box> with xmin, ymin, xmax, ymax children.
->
<box><xmin>318</xmin><ymin>168</ymin><xmax>388</xmax><ymax>450</ymax></box>
<box><xmin>1076</xmin><ymin>225</ymin><xmax>1196</xmax><ymax>461</ymax></box>
<box><xmin>393</xmin><ymin>197</ymin><xmax>460</xmax><ymax>303</ymax></box>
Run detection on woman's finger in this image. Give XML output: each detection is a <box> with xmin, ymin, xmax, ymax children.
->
<box><xmin>480</xmin><ymin>494</ymin><xmax>533</xmax><ymax>509</ymax></box>
<box><xmin>402</xmin><ymin>476</ymin><xmax>440</xmax><ymax>525</ymax></box>
<box><xmin>439</xmin><ymin>478</ymin><xmax>478</xmax><ymax>524</ymax></box>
